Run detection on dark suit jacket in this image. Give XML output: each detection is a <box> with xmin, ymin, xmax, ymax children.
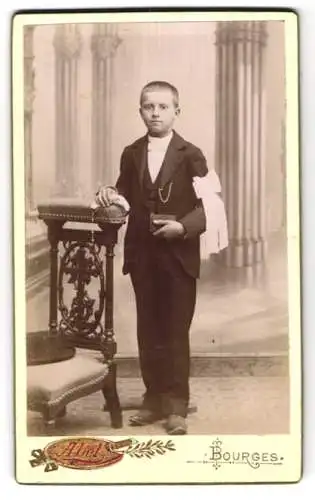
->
<box><xmin>115</xmin><ymin>131</ymin><xmax>208</xmax><ymax>278</ymax></box>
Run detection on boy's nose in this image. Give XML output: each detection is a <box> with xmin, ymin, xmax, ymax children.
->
<box><xmin>152</xmin><ymin>107</ymin><xmax>160</xmax><ymax>116</ymax></box>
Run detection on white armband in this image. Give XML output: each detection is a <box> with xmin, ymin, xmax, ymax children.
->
<box><xmin>193</xmin><ymin>170</ymin><xmax>229</xmax><ymax>257</ymax></box>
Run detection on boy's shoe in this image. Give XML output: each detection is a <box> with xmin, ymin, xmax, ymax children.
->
<box><xmin>129</xmin><ymin>408</ymin><xmax>164</xmax><ymax>426</ymax></box>
<box><xmin>165</xmin><ymin>414</ymin><xmax>187</xmax><ymax>435</ymax></box>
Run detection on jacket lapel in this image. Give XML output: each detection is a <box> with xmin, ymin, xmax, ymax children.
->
<box><xmin>158</xmin><ymin>132</ymin><xmax>186</xmax><ymax>188</ymax></box>
<box><xmin>131</xmin><ymin>135</ymin><xmax>148</xmax><ymax>190</ymax></box>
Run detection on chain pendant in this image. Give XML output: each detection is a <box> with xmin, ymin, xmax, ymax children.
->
<box><xmin>158</xmin><ymin>182</ymin><xmax>173</xmax><ymax>204</ymax></box>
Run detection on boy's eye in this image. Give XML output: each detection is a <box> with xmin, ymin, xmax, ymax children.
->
<box><xmin>142</xmin><ymin>104</ymin><xmax>168</xmax><ymax>111</ymax></box>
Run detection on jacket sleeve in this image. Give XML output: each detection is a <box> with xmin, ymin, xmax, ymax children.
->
<box><xmin>179</xmin><ymin>147</ymin><xmax>208</xmax><ymax>239</ymax></box>
<box><xmin>115</xmin><ymin>148</ymin><xmax>131</xmax><ymax>204</ymax></box>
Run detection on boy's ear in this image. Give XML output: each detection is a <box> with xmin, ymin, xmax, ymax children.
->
<box><xmin>175</xmin><ymin>107</ymin><xmax>181</xmax><ymax>117</ymax></box>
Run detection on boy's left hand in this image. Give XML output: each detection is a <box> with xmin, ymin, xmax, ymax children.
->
<box><xmin>153</xmin><ymin>220</ymin><xmax>185</xmax><ymax>239</ymax></box>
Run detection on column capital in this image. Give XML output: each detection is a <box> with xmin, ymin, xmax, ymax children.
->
<box><xmin>91</xmin><ymin>32</ymin><xmax>121</xmax><ymax>60</ymax></box>
<box><xmin>53</xmin><ymin>24</ymin><xmax>82</xmax><ymax>59</ymax></box>
<box><xmin>215</xmin><ymin>21</ymin><xmax>268</xmax><ymax>47</ymax></box>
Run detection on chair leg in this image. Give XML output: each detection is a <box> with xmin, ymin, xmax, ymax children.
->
<box><xmin>42</xmin><ymin>409</ymin><xmax>57</xmax><ymax>435</ymax></box>
<box><xmin>44</xmin><ymin>420</ymin><xmax>56</xmax><ymax>435</ymax></box>
<box><xmin>102</xmin><ymin>363</ymin><xmax>123</xmax><ymax>429</ymax></box>
<box><xmin>56</xmin><ymin>406</ymin><xmax>67</xmax><ymax>419</ymax></box>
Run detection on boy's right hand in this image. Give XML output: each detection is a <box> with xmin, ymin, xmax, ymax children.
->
<box><xmin>95</xmin><ymin>186</ymin><xmax>119</xmax><ymax>207</ymax></box>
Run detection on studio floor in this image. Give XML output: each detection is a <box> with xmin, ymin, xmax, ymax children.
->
<box><xmin>27</xmin><ymin>374</ymin><xmax>289</xmax><ymax>436</ymax></box>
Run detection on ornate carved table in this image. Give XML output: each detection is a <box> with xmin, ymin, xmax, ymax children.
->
<box><xmin>27</xmin><ymin>199</ymin><xmax>127</xmax><ymax>430</ymax></box>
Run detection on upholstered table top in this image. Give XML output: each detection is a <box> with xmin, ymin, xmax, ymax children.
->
<box><xmin>37</xmin><ymin>197</ymin><xmax>128</xmax><ymax>225</ymax></box>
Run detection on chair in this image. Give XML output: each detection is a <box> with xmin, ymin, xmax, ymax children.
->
<box><xmin>27</xmin><ymin>199</ymin><xmax>127</xmax><ymax>433</ymax></box>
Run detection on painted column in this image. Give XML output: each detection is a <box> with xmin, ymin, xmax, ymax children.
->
<box><xmin>53</xmin><ymin>24</ymin><xmax>82</xmax><ymax>196</ymax></box>
<box><xmin>91</xmin><ymin>23</ymin><xmax>121</xmax><ymax>189</ymax></box>
<box><xmin>215</xmin><ymin>21</ymin><xmax>268</xmax><ymax>267</ymax></box>
<box><xmin>24</xmin><ymin>26</ymin><xmax>51</xmax><ymax>297</ymax></box>
<box><xmin>24</xmin><ymin>26</ymin><xmax>35</xmax><ymax>214</ymax></box>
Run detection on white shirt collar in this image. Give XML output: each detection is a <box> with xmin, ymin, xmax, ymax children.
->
<box><xmin>147</xmin><ymin>130</ymin><xmax>173</xmax><ymax>151</ymax></box>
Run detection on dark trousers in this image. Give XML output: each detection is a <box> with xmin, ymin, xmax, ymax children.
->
<box><xmin>129</xmin><ymin>238</ymin><xmax>196</xmax><ymax>417</ymax></box>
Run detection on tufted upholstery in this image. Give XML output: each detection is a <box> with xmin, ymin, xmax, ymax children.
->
<box><xmin>27</xmin><ymin>350</ymin><xmax>109</xmax><ymax>419</ymax></box>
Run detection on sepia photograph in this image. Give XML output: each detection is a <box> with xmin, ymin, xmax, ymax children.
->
<box><xmin>13</xmin><ymin>9</ymin><xmax>301</xmax><ymax>484</ymax></box>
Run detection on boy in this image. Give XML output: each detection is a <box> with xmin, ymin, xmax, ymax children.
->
<box><xmin>96</xmin><ymin>81</ymin><xmax>209</xmax><ymax>435</ymax></box>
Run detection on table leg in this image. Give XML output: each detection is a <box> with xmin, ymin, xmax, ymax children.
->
<box><xmin>102</xmin><ymin>243</ymin><xmax>122</xmax><ymax>427</ymax></box>
<box><xmin>104</xmin><ymin>243</ymin><xmax>116</xmax><ymax>358</ymax></box>
<box><xmin>48</xmin><ymin>234</ymin><xmax>59</xmax><ymax>336</ymax></box>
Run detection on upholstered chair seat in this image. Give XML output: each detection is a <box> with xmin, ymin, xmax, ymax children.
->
<box><xmin>28</xmin><ymin>350</ymin><xmax>105</xmax><ymax>413</ymax></box>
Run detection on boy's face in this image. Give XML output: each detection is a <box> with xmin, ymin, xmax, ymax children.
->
<box><xmin>139</xmin><ymin>89</ymin><xmax>180</xmax><ymax>137</ymax></box>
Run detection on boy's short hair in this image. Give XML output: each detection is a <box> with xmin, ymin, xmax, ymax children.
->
<box><xmin>140</xmin><ymin>81</ymin><xmax>179</xmax><ymax>107</ymax></box>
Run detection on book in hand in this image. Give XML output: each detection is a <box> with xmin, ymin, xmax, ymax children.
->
<box><xmin>150</xmin><ymin>213</ymin><xmax>176</xmax><ymax>233</ymax></box>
